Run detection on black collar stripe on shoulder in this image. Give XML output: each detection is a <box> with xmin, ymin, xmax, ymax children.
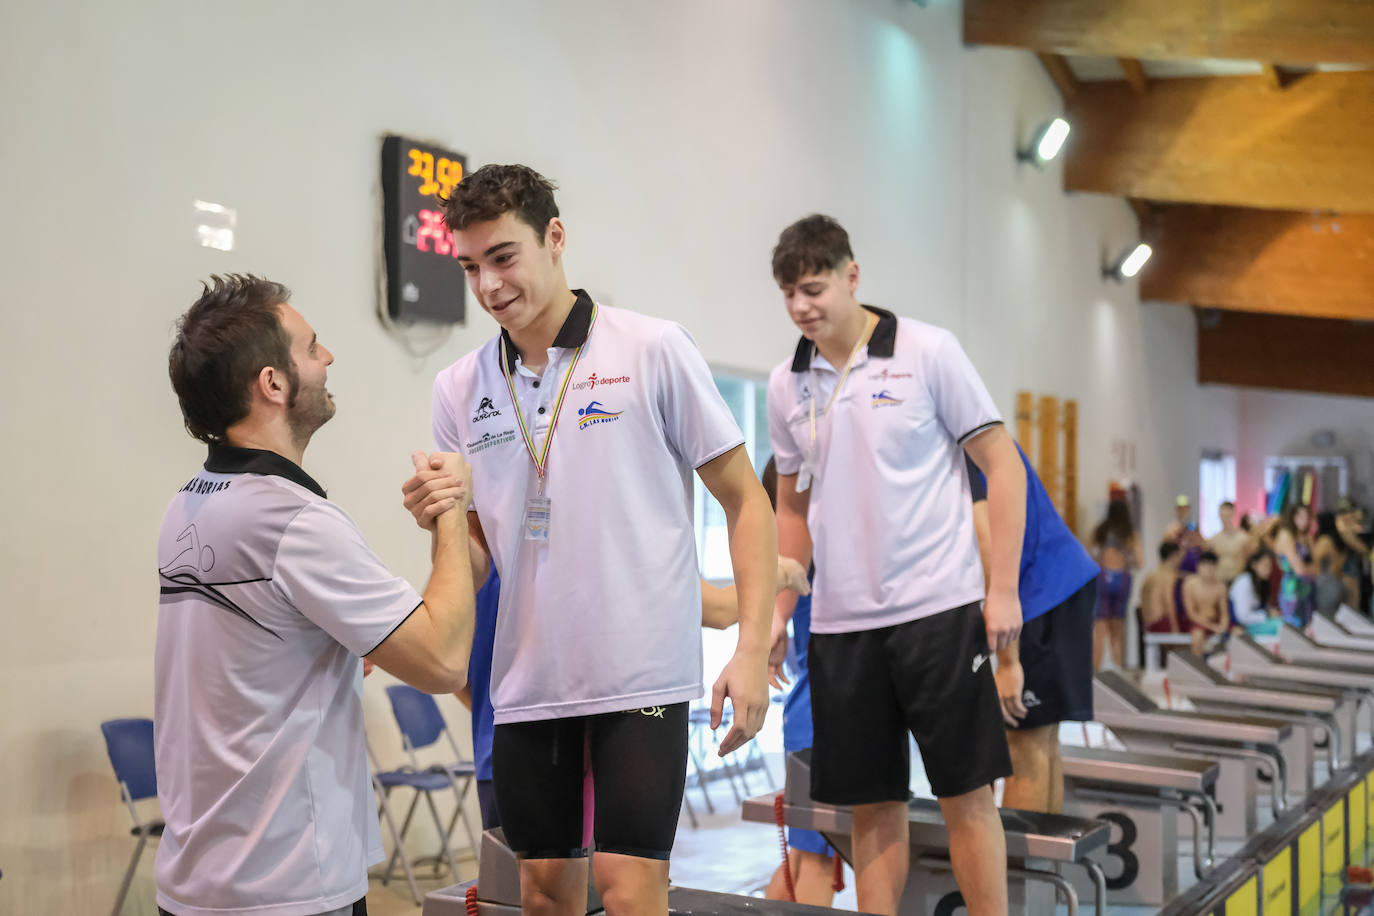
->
<box><xmin>204</xmin><ymin>444</ymin><xmax>327</xmax><ymax>499</ymax></box>
<box><xmin>790</xmin><ymin>305</ymin><xmax>897</xmax><ymax>372</ymax></box>
<box><xmin>499</xmin><ymin>289</ymin><xmax>596</xmax><ymax>369</ymax></box>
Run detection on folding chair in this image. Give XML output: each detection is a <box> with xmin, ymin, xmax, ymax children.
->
<box><xmin>366</xmin><ymin>738</ymin><xmax>429</xmax><ymax>906</ymax></box>
<box><xmin>375</xmin><ymin>685</ymin><xmax>479</xmax><ymax>892</ymax></box>
<box><xmin>99</xmin><ymin>718</ymin><xmax>162</xmax><ymax>916</ymax></box>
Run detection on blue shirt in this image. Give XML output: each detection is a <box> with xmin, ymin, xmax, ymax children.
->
<box><xmin>967</xmin><ymin>447</ymin><xmax>1098</xmax><ymax>622</ymax></box>
<box><xmin>781</xmin><ymin>580</ymin><xmax>814</xmax><ymax>752</ymax></box>
<box><xmin>468</xmin><ymin>567</ymin><xmax>500</xmax><ymax>781</ymax></box>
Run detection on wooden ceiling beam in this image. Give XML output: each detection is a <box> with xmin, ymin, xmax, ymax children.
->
<box><xmin>1118</xmin><ymin>57</ymin><xmax>1149</xmax><ymax>94</ymax></box>
<box><xmin>1037</xmin><ymin>53</ymin><xmax>1078</xmax><ymax>100</ymax></box>
<box><xmin>1063</xmin><ymin>71</ymin><xmax>1374</xmax><ymax>212</ymax></box>
<box><xmin>964</xmin><ymin>0</ymin><xmax>1374</xmax><ymax>66</ymax></box>
<box><xmin>1196</xmin><ymin>310</ymin><xmax>1374</xmax><ymax>399</ymax></box>
<box><xmin>1140</xmin><ymin>205</ymin><xmax>1374</xmax><ymax>322</ymax></box>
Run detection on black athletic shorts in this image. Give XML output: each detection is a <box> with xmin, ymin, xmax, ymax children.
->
<box><xmin>808</xmin><ymin>602</ymin><xmax>1012</xmax><ymax>804</ymax></box>
<box><xmin>1011</xmin><ymin>578</ymin><xmax>1097</xmax><ymax>731</ymax></box>
<box><xmin>491</xmin><ymin>702</ymin><xmax>688</xmax><ymax>860</ymax></box>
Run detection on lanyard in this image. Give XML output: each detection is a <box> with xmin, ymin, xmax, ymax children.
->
<box><xmin>499</xmin><ymin>305</ymin><xmax>597</xmax><ymax>493</ymax></box>
<box><xmin>808</xmin><ymin>311</ymin><xmax>879</xmax><ymax>446</ymax></box>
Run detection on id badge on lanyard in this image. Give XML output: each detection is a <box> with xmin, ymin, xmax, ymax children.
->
<box><xmin>796</xmin><ymin>312</ymin><xmax>877</xmax><ymax>493</ymax></box>
<box><xmin>501</xmin><ymin>305</ymin><xmax>598</xmax><ymax>541</ymax></box>
<box><xmin>523</xmin><ymin>494</ymin><xmax>552</xmax><ymax>542</ymax></box>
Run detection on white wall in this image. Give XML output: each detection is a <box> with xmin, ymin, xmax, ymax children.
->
<box><xmin>1231</xmin><ymin>388</ymin><xmax>1374</xmax><ymax>516</ymax></box>
<box><xmin>1</xmin><ymin>1</ymin><xmax>1216</xmax><ymax>910</ymax></box>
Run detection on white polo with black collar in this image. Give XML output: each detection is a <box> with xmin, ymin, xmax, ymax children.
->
<box><xmin>153</xmin><ymin>445</ymin><xmax>421</xmax><ymax>916</ymax></box>
<box><xmin>767</xmin><ymin>307</ymin><xmax>1002</xmax><ymax>634</ymax></box>
<box><xmin>432</xmin><ymin>291</ymin><xmax>744</xmax><ymax>724</ymax></box>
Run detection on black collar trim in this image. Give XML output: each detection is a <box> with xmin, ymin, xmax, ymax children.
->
<box><xmin>790</xmin><ymin>305</ymin><xmax>897</xmax><ymax>372</ymax></box>
<box><xmin>499</xmin><ymin>289</ymin><xmax>596</xmax><ymax>369</ymax></box>
<box><xmin>204</xmin><ymin>444</ymin><xmax>327</xmax><ymax>499</ymax></box>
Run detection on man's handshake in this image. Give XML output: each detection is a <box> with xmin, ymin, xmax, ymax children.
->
<box><xmin>401</xmin><ymin>451</ymin><xmax>473</xmax><ymax>531</ymax></box>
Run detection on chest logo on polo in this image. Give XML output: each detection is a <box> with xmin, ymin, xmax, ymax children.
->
<box><xmin>871</xmin><ymin>389</ymin><xmax>904</xmax><ymax>408</ymax></box>
<box><xmin>466</xmin><ymin>429</ymin><xmax>518</xmax><ymax>454</ymax></box>
<box><xmin>869</xmin><ymin>369</ymin><xmax>913</xmax><ymax>381</ymax></box>
<box><xmin>576</xmin><ymin>400</ymin><xmax>623</xmax><ymax>428</ymax></box>
<box><xmin>571</xmin><ymin>371</ymin><xmax>631</xmax><ymax>392</ymax></box>
<box><xmin>472</xmin><ymin>396</ymin><xmax>503</xmax><ymax>423</ymax></box>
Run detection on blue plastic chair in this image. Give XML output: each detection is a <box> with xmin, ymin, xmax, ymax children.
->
<box><xmin>371</xmin><ymin>685</ymin><xmax>478</xmax><ymax>898</ymax></box>
<box><xmin>100</xmin><ymin>718</ymin><xmax>162</xmax><ymax>916</ymax></box>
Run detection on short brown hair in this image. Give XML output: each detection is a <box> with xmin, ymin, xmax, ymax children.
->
<box><xmin>168</xmin><ymin>274</ymin><xmax>295</xmax><ymax>443</ymax></box>
<box><xmin>772</xmin><ymin>214</ymin><xmax>855</xmax><ymax>285</ymax></box>
<box><xmin>441</xmin><ymin>164</ymin><xmax>560</xmax><ymax>243</ymax></box>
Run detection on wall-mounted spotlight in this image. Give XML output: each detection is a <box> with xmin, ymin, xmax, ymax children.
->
<box><xmin>1103</xmin><ymin>242</ymin><xmax>1153</xmax><ymax>282</ymax></box>
<box><xmin>1017</xmin><ymin>118</ymin><xmax>1071</xmax><ymax>167</ymax></box>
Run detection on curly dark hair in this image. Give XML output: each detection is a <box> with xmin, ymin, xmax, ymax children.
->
<box><xmin>771</xmin><ymin>214</ymin><xmax>855</xmax><ymax>286</ymax></box>
<box><xmin>168</xmin><ymin>274</ymin><xmax>295</xmax><ymax>443</ymax></box>
<box><xmin>441</xmin><ymin>163</ymin><xmax>560</xmax><ymax>243</ymax></box>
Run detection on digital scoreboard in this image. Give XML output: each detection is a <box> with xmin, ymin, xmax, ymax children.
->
<box><xmin>381</xmin><ymin>135</ymin><xmax>467</xmax><ymax>323</ymax></box>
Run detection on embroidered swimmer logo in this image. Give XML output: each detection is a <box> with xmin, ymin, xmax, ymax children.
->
<box><xmin>472</xmin><ymin>395</ymin><xmax>503</xmax><ymax>423</ymax></box>
<box><xmin>971</xmin><ymin>653</ymin><xmax>988</xmax><ymax>674</ymax></box>
<box><xmin>577</xmin><ymin>400</ymin><xmax>623</xmax><ymax>428</ymax></box>
<box><xmin>466</xmin><ymin>429</ymin><xmax>518</xmax><ymax>454</ymax></box>
<box><xmin>571</xmin><ymin>371</ymin><xmax>631</xmax><ymax>392</ymax></box>
<box><xmin>871</xmin><ymin>389</ymin><xmax>904</xmax><ymax>408</ymax></box>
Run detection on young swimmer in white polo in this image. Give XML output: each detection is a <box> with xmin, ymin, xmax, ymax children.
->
<box><xmin>406</xmin><ymin>165</ymin><xmax>776</xmax><ymax>916</ymax></box>
<box><xmin>157</xmin><ymin>275</ymin><xmax>476</xmax><ymax>916</ymax></box>
<box><xmin>765</xmin><ymin>216</ymin><xmax>1027</xmax><ymax>916</ymax></box>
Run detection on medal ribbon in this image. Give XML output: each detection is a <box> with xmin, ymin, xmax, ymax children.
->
<box><xmin>808</xmin><ymin>311</ymin><xmax>880</xmax><ymax>446</ymax></box>
<box><xmin>500</xmin><ymin>304</ymin><xmax>597</xmax><ymax>488</ymax></box>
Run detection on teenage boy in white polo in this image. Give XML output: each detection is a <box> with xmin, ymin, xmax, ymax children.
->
<box><xmin>765</xmin><ymin>216</ymin><xmax>1027</xmax><ymax>916</ymax></box>
<box><xmin>412</xmin><ymin>164</ymin><xmax>776</xmax><ymax>916</ymax></box>
<box><xmin>157</xmin><ymin>275</ymin><xmax>477</xmax><ymax>916</ymax></box>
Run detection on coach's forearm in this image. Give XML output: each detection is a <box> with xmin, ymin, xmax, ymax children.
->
<box><xmin>420</xmin><ymin>512</ymin><xmax>478</xmax><ymax>678</ymax></box>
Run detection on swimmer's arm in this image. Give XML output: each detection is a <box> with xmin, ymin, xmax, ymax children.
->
<box><xmin>964</xmin><ymin>426</ymin><xmax>1027</xmax><ymax>652</ymax></box>
<box><xmin>701</xmin><ymin>560</ymin><xmax>811</xmax><ymax>630</ymax></box>
<box><xmin>973</xmin><ymin>499</ymin><xmax>1020</xmax><ymax>671</ymax></box>
<box><xmin>1181</xmin><ymin>577</ymin><xmax>1208</xmax><ymax>627</ymax></box>
<box><xmin>466</xmin><ymin>512</ymin><xmax>491</xmax><ymax>585</ymax></box>
<box><xmin>698</xmin><ymin>445</ymin><xmax>777</xmax><ymax>753</ymax></box>
<box><xmin>1212</xmin><ymin>593</ymin><xmax>1230</xmax><ymax>632</ymax></box>
<box><xmin>1146</xmin><ymin>576</ymin><xmax>1179</xmax><ymax>633</ymax></box>
<box><xmin>769</xmin><ymin>469</ymin><xmax>812</xmax><ymax>685</ymax></box>
<box><xmin>972</xmin><ymin>499</ymin><xmax>993</xmax><ymax>587</ymax></box>
<box><xmin>1274</xmin><ymin>529</ymin><xmax>1313</xmax><ymax>577</ymax></box>
<box><xmin>772</xmin><ymin>470</ymin><xmax>813</xmax><ymax>626</ymax></box>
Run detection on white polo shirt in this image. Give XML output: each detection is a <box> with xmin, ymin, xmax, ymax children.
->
<box><xmin>153</xmin><ymin>445</ymin><xmax>421</xmax><ymax>916</ymax></box>
<box><xmin>432</xmin><ymin>291</ymin><xmax>744</xmax><ymax>724</ymax></box>
<box><xmin>767</xmin><ymin>307</ymin><xmax>1002</xmax><ymax>634</ymax></box>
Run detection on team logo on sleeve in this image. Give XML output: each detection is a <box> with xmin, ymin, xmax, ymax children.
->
<box><xmin>576</xmin><ymin>401</ymin><xmax>623</xmax><ymax>428</ymax></box>
<box><xmin>871</xmin><ymin>389</ymin><xmax>904</xmax><ymax>408</ymax></box>
<box><xmin>472</xmin><ymin>396</ymin><xmax>503</xmax><ymax>423</ymax></box>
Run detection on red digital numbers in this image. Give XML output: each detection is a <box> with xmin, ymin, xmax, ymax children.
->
<box><xmin>415</xmin><ymin>209</ymin><xmax>459</xmax><ymax>258</ymax></box>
